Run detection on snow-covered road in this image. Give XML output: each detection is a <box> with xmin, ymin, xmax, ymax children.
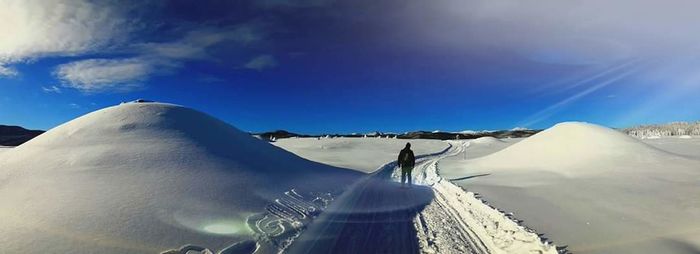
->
<box><xmin>288</xmin><ymin>142</ymin><xmax>558</xmax><ymax>254</ymax></box>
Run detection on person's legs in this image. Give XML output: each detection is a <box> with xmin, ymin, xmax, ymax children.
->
<box><xmin>400</xmin><ymin>167</ymin><xmax>407</xmax><ymax>186</ymax></box>
<box><xmin>407</xmin><ymin>167</ymin><xmax>413</xmax><ymax>186</ymax></box>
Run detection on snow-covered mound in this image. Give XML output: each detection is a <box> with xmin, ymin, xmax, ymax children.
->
<box><xmin>470</xmin><ymin>136</ymin><xmax>503</xmax><ymax>145</ymax></box>
<box><xmin>443</xmin><ymin>122</ymin><xmax>700</xmax><ymax>253</ymax></box>
<box><xmin>468</xmin><ymin>122</ymin><xmax>675</xmax><ymax>174</ymax></box>
<box><xmin>0</xmin><ymin>102</ymin><xmax>359</xmax><ymax>254</ymax></box>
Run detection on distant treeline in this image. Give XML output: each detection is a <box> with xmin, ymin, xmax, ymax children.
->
<box><xmin>255</xmin><ymin>129</ymin><xmax>541</xmax><ymax>142</ymax></box>
<box><xmin>622</xmin><ymin>121</ymin><xmax>700</xmax><ymax>138</ymax></box>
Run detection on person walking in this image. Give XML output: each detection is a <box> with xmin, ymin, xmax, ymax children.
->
<box><xmin>398</xmin><ymin>142</ymin><xmax>415</xmax><ymax>187</ymax></box>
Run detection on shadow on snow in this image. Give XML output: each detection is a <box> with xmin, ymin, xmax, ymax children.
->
<box><xmin>287</xmin><ymin>175</ymin><xmax>434</xmax><ymax>254</ymax></box>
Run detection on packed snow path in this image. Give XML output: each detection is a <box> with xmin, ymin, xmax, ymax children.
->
<box><xmin>288</xmin><ymin>142</ymin><xmax>557</xmax><ymax>254</ymax></box>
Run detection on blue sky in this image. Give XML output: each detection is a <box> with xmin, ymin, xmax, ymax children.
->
<box><xmin>1</xmin><ymin>0</ymin><xmax>700</xmax><ymax>134</ymax></box>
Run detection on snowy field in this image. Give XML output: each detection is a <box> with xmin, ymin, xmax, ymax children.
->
<box><xmin>439</xmin><ymin>124</ymin><xmax>700</xmax><ymax>254</ymax></box>
<box><xmin>276</xmin><ymin>137</ymin><xmax>558</xmax><ymax>254</ymax></box>
<box><xmin>641</xmin><ymin>136</ymin><xmax>700</xmax><ymax>159</ymax></box>
<box><xmin>273</xmin><ymin>137</ymin><xmax>448</xmax><ymax>172</ymax></box>
<box><xmin>278</xmin><ymin>128</ymin><xmax>700</xmax><ymax>254</ymax></box>
<box><xmin>4</xmin><ymin>103</ymin><xmax>699</xmax><ymax>254</ymax></box>
<box><xmin>0</xmin><ymin>146</ymin><xmax>11</xmax><ymax>156</ymax></box>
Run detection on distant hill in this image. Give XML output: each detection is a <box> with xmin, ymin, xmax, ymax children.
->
<box><xmin>0</xmin><ymin>125</ymin><xmax>44</xmax><ymax>146</ymax></box>
<box><xmin>255</xmin><ymin>128</ymin><xmax>540</xmax><ymax>141</ymax></box>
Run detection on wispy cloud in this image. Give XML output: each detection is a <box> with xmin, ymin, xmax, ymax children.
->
<box><xmin>0</xmin><ymin>0</ymin><xmax>131</xmax><ymax>72</ymax></box>
<box><xmin>518</xmin><ymin>65</ymin><xmax>641</xmax><ymax>127</ymax></box>
<box><xmin>53</xmin><ymin>24</ymin><xmax>268</xmax><ymax>93</ymax></box>
<box><xmin>1</xmin><ymin>1</ymin><xmax>268</xmax><ymax>92</ymax></box>
<box><xmin>255</xmin><ymin>0</ymin><xmax>334</xmax><ymax>9</ymax></box>
<box><xmin>52</xmin><ymin>24</ymin><xmax>266</xmax><ymax>93</ymax></box>
<box><xmin>197</xmin><ymin>75</ymin><xmax>227</xmax><ymax>84</ymax></box>
<box><xmin>41</xmin><ymin>85</ymin><xmax>62</xmax><ymax>93</ymax></box>
<box><xmin>137</xmin><ymin>26</ymin><xmax>264</xmax><ymax>60</ymax></box>
<box><xmin>0</xmin><ymin>65</ymin><xmax>18</xmax><ymax>77</ymax></box>
<box><xmin>54</xmin><ymin>58</ymin><xmax>152</xmax><ymax>93</ymax></box>
<box><xmin>244</xmin><ymin>54</ymin><xmax>278</xmax><ymax>71</ymax></box>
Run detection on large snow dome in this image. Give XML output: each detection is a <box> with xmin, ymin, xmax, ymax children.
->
<box><xmin>0</xmin><ymin>102</ymin><xmax>360</xmax><ymax>254</ymax></box>
<box><xmin>465</xmin><ymin>122</ymin><xmax>686</xmax><ymax>175</ymax></box>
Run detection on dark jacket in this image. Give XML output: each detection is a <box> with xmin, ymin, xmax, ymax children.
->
<box><xmin>398</xmin><ymin>148</ymin><xmax>415</xmax><ymax>168</ymax></box>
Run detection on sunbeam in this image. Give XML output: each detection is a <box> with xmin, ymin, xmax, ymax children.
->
<box><xmin>519</xmin><ymin>63</ymin><xmax>642</xmax><ymax>127</ymax></box>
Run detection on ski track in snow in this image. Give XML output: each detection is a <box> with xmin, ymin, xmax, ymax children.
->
<box><xmin>401</xmin><ymin>142</ymin><xmax>561</xmax><ymax>254</ymax></box>
<box><xmin>287</xmin><ymin>141</ymin><xmax>561</xmax><ymax>254</ymax></box>
<box><xmin>166</xmin><ymin>142</ymin><xmax>563</xmax><ymax>254</ymax></box>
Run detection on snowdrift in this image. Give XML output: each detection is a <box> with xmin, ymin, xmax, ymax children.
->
<box><xmin>0</xmin><ymin>102</ymin><xmax>359</xmax><ymax>254</ymax></box>
<box><xmin>467</xmin><ymin>122</ymin><xmax>678</xmax><ymax>174</ymax></box>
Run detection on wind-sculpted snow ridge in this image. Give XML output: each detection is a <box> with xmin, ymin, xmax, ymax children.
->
<box><xmin>405</xmin><ymin>143</ymin><xmax>562</xmax><ymax>254</ymax></box>
<box><xmin>247</xmin><ymin>189</ymin><xmax>337</xmax><ymax>253</ymax></box>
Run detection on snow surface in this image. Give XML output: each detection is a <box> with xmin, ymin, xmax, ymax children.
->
<box><xmin>287</xmin><ymin>144</ymin><xmax>556</xmax><ymax>254</ymax></box>
<box><xmin>273</xmin><ymin>137</ymin><xmax>448</xmax><ymax>173</ymax></box>
<box><xmin>440</xmin><ymin>122</ymin><xmax>700</xmax><ymax>254</ymax></box>
<box><xmin>642</xmin><ymin>136</ymin><xmax>700</xmax><ymax>159</ymax></box>
<box><xmin>0</xmin><ymin>102</ymin><xmax>360</xmax><ymax>254</ymax></box>
<box><xmin>458</xmin><ymin>122</ymin><xmax>692</xmax><ymax>176</ymax></box>
<box><xmin>451</xmin><ymin>138</ymin><xmax>521</xmax><ymax>160</ymax></box>
<box><xmin>0</xmin><ymin>146</ymin><xmax>11</xmax><ymax>156</ymax></box>
<box><xmin>276</xmin><ymin>138</ymin><xmax>556</xmax><ymax>253</ymax></box>
<box><xmin>470</xmin><ymin>137</ymin><xmax>504</xmax><ymax>145</ymax></box>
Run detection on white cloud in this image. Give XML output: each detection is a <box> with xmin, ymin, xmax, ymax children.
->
<box><xmin>395</xmin><ymin>0</ymin><xmax>700</xmax><ymax>66</ymax></box>
<box><xmin>244</xmin><ymin>54</ymin><xmax>277</xmax><ymax>71</ymax></box>
<box><xmin>41</xmin><ymin>85</ymin><xmax>62</xmax><ymax>93</ymax></box>
<box><xmin>0</xmin><ymin>1</ymin><xmax>266</xmax><ymax>91</ymax></box>
<box><xmin>50</xmin><ymin>25</ymin><xmax>265</xmax><ymax>94</ymax></box>
<box><xmin>0</xmin><ymin>65</ymin><xmax>18</xmax><ymax>77</ymax></box>
<box><xmin>54</xmin><ymin>58</ymin><xmax>152</xmax><ymax>93</ymax></box>
<box><xmin>0</xmin><ymin>0</ymin><xmax>130</xmax><ymax>68</ymax></box>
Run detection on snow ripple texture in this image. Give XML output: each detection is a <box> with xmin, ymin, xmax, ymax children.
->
<box><xmin>247</xmin><ymin>189</ymin><xmax>336</xmax><ymax>253</ymax></box>
<box><xmin>160</xmin><ymin>189</ymin><xmax>335</xmax><ymax>254</ymax></box>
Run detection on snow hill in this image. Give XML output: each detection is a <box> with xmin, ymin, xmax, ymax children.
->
<box><xmin>467</xmin><ymin>122</ymin><xmax>678</xmax><ymax>175</ymax></box>
<box><xmin>0</xmin><ymin>102</ymin><xmax>359</xmax><ymax>254</ymax></box>
<box><xmin>444</xmin><ymin>122</ymin><xmax>700</xmax><ymax>253</ymax></box>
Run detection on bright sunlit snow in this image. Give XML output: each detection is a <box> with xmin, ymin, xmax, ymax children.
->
<box><xmin>439</xmin><ymin>122</ymin><xmax>700</xmax><ymax>254</ymax></box>
<box><xmin>273</xmin><ymin>137</ymin><xmax>448</xmax><ymax>172</ymax></box>
<box><xmin>276</xmin><ymin>123</ymin><xmax>700</xmax><ymax>254</ymax></box>
<box><xmin>0</xmin><ymin>102</ymin><xmax>360</xmax><ymax>254</ymax></box>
